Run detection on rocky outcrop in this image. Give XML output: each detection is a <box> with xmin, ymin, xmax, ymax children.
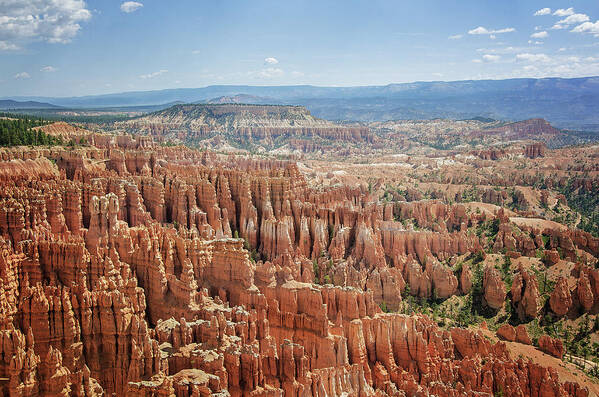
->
<box><xmin>460</xmin><ymin>264</ymin><xmax>472</xmax><ymax>294</ymax></box>
<box><xmin>483</xmin><ymin>265</ymin><xmax>506</xmax><ymax>310</ymax></box>
<box><xmin>550</xmin><ymin>277</ymin><xmax>573</xmax><ymax>317</ymax></box>
<box><xmin>496</xmin><ymin>324</ymin><xmax>532</xmax><ymax>345</ymax></box>
<box><xmin>473</xmin><ymin>148</ymin><xmax>507</xmax><ymax>160</ymax></box>
<box><xmin>511</xmin><ymin>267</ymin><xmax>540</xmax><ymax>321</ymax></box>
<box><xmin>577</xmin><ymin>272</ymin><xmax>594</xmax><ymax>312</ymax></box>
<box><xmin>544</xmin><ymin>249</ymin><xmax>561</xmax><ymax>265</ymax></box>
<box><xmin>515</xmin><ymin>325</ymin><xmax>532</xmax><ymax>345</ymax></box>
<box><xmin>496</xmin><ymin>324</ymin><xmax>516</xmax><ymax>342</ymax></box>
<box><xmin>539</xmin><ymin>335</ymin><xmax>564</xmax><ymax>359</ymax></box>
<box><xmin>524</xmin><ymin>142</ymin><xmax>547</xmax><ymax>159</ymax></box>
<box><xmin>485</xmin><ymin>119</ymin><xmax>561</xmax><ymax>141</ymax></box>
<box><xmin>431</xmin><ymin>262</ymin><xmax>458</xmax><ymax>298</ymax></box>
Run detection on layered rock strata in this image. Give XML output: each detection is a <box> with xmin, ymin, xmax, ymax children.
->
<box><xmin>0</xmin><ymin>138</ymin><xmax>594</xmax><ymax>397</ymax></box>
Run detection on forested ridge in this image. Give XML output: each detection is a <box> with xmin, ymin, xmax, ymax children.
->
<box><xmin>0</xmin><ymin>113</ymin><xmax>61</xmax><ymax>146</ymax></box>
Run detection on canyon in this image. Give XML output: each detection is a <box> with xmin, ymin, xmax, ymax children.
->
<box><xmin>0</xmin><ymin>110</ymin><xmax>598</xmax><ymax>396</ymax></box>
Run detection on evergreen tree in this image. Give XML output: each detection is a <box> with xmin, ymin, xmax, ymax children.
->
<box><xmin>0</xmin><ymin>114</ymin><xmax>59</xmax><ymax>147</ymax></box>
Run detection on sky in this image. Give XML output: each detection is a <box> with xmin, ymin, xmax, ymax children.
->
<box><xmin>1</xmin><ymin>0</ymin><xmax>599</xmax><ymax>97</ymax></box>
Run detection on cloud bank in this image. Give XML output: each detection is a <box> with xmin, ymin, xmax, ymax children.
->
<box><xmin>0</xmin><ymin>0</ymin><xmax>91</xmax><ymax>47</ymax></box>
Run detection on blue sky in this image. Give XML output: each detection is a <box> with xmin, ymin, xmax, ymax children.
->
<box><xmin>1</xmin><ymin>0</ymin><xmax>599</xmax><ymax>97</ymax></box>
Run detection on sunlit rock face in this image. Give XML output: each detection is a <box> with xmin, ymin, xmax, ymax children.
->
<box><xmin>0</xmin><ymin>129</ymin><xmax>596</xmax><ymax>397</ymax></box>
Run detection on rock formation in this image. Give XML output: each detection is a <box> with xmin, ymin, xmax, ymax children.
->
<box><xmin>116</xmin><ymin>104</ymin><xmax>376</xmax><ymax>151</ymax></box>
<box><xmin>496</xmin><ymin>324</ymin><xmax>516</xmax><ymax>342</ymax></box>
<box><xmin>483</xmin><ymin>265</ymin><xmax>506</xmax><ymax>310</ymax></box>
<box><xmin>550</xmin><ymin>277</ymin><xmax>573</xmax><ymax>317</ymax></box>
<box><xmin>515</xmin><ymin>325</ymin><xmax>532</xmax><ymax>345</ymax></box>
<box><xmin>511</xmin><ymin>266</ymin><xmax>540</xmax><ymax>321</ymax></box>
<box><xmin>524</xmin><ymin>142</ymin><xmax>547</xmax><ymax>158</ymax></box>
<box><xmin>0</xmin><ymin>133</ymin><xmax>594</xmax><ymax>397</ymax></box>
<box><xmin>539</xmin><ymin>335</ymin><xmax>565</xmax><ymax>359</ymax></box>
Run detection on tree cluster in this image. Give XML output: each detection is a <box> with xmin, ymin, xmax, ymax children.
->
<box><xmin>0</xmin><ymin>116</ymin><xmax>61</xmax><ymax>147</ymax></box>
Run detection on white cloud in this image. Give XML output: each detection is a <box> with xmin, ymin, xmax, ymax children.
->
<box><xmin>120</xmin><ymin>1</ymin><xmax>143</xmax><ymax>13</ymax></box>
<box><xmin>551</xmin><ymin>23</ymin><xmax>566</xmax><ymax>30</ymax></box>
<box><xmin>534</xmin><ymin>8</ymin><xmax>551</xmax><ymax>16</ymax></box>
<box><xmin>468</xmin><ymin>26</ymin><xmax>515</xmax><ymax>35</ymax></box>
<box><xmin>477</xmin><ymin>46</ymin><xmax>530</xmax><ymax>55</ymax></box>
<box><xmin>139</xmin><ymin>69</ymin><xmax>168</xmax><ymax>79</ymax></box>
<box><xmin>558</xmin><ymin>14</ymin><xmax>589</xmax><ymax>25</ymax></box>
<box><xmin>14</xmin><ymin>72</ymin><xmax>30</xmax><ymax>79</ymax></box>
<box><xmin>0</xmin><ymin>0</ymin><xmax>91</xmax><ymax>46</ymax></box>
<box><xmin>432</xmin><ymin>72</ymin><xmax>443</xmax><ymax>77</ymax></box>
<box><xmin>571</xmin><ymin>21</ymin><xmax>599</xmax><ymax>37</ymax></box>
<box><xmin>448</xmin><ymin>34</ymin><xmax>463</xmax><ymax>40</ymax></box>
<box><xmin>494</xmin><ymin>28</ymin><xmax>516</xmax><ymax>34</ymax></box>
<box><xmin>472</xmin><ymin>59</ymin><xmax>483</xmax><ymax>63</ymax></box>
<box><xmin>468</xmin><ymin>27</ymin><xmax>489</xmax><ymax>34</ymax></box>
<box><xmin>191</xmin><ymin>50</ymin><xmax>201</xmax><ymax>55</ymax></box>
<box><xmin>258</xmin><ymin>67</ymin><xmax>283</xmax><ymax>78</ymax></box>
<box><xmin>40</xmin><ymin>66</ymin><xmax>57</xmax><ymax>72</ymax></box>
<box><xmin>530</xmin><ymin>31</ymin><xmax>548</xmax><ymax>39</ymax></box>
<box><xmin>482</xmin><ymin>54</ymin><xmax>501</xmax><ymax>62</ymax></box>
<box><xmin>468</xmin><ymin>27</ymin><xmax>489</xmax><ymax>35</ymax></box>
<box><xmin>516</xmin><ymin>53</ymin><xmax>599</xmax><ymax>78</ymax></box>
<box><xmin>291</xmin><ymin>71</ymin><xmax>304</xmax><ymax>77</ymax></box>
<box><xmin>553</xmin><ymin>8</ymin><xmax>574</xmax><ymax>17</ymax></box>
<box><xmin>558</xmin><ymin>47</ymin><xmax>566</xmax><ymax>52</ymax></box>
<box><xmin>264</xmin><ymin>57</ymin><xmax>279</xmax><ymax>64</ymax></box>
<box><xmin>0</xmin><ymin>40</ymin><xmax>19</xmax><ymax>50</ymax></box>
<box><xmin>516</xmin><ymin>53</ymin><xmax>550</xmax><ymax>62</ymax></box>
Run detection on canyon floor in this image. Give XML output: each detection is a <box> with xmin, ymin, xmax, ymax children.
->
<box><xmin>0</xmin><ymin>106</ymin><xmax>598</xmax><ymax>396</ymax></box>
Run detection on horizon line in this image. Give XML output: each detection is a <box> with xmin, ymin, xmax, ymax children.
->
<box><xmin>3</xmin><ymin>75</ymin><xmax>599</xmax><ymax>100</ymax></box>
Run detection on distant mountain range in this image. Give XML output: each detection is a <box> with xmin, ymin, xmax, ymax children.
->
<box><xmin>0</xmin><ymin>99</ymin><xmax>61</xmax><ymax>110</ymax></box>
<box><xmin>201</xmin><ymin>94</ymin><xmax>275</xmax><ymax>105</ymax></box>
<box><xmin>3</xmin><ymin>77</ymin><xmax>599</xmax><ymax>130</ymax></box>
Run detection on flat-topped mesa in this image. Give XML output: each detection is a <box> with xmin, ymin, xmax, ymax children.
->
<box><xmin>475</xmin><ymin>118</ymin><xmax>562</xmax><ymax>140</ymax></box>
<box><xmin>118</xmin><ymin>103</ymin><xmax>374</xmax><ymax>144</ymax></box>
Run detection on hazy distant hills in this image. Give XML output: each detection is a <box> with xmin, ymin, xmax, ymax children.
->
<box><xmin>201</xmin><ymin>94</ymin><xmax>275</xmax><ymax>105</ymax></box>
<box><xmin>4</xmin><ymin>76</ymin><xmax>599</xmax><ymax>130</ymax></box>
<box><xmin>0</xmin><ymin>99</ymin><xmax>60</xmax><ymax>110</ymax></box>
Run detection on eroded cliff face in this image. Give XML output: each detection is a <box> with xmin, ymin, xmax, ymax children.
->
<box><xmin>0</xmin><ymin>137</ymin><xmax>595</xmax><ymax>396</ymax></box>
<box><xmin>115</xmin><ymin>104</ymin><xmax>375</xmax><ymax>150</ymax></box>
